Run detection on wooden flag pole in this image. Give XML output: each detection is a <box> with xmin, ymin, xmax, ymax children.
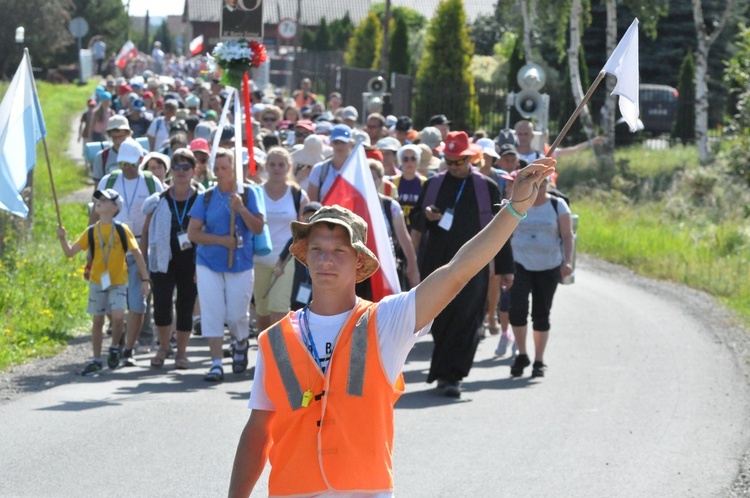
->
<box><xmin>24</xmin><ymin>48</ymin><xmax>61</xmax><ymax>226</ymax></box>
<box><xmin>546</xmin><ymin>70</ymin><xmax>607</xmax><ymax>158</ymax></box>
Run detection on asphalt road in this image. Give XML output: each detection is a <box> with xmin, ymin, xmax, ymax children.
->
<box><xmin>1</xmin><ymin>257</ymin><xmax>748</xmax><ymax>497</ymax></box>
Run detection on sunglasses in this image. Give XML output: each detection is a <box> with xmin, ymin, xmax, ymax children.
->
<box><xmin>296</xmin><ymin>131</ymin><xmax>312</xmax><ymax>138</ymax></box>
<box><xmin>402</xmin><ymin>155</ymin><xmax>417</xmax><ymax>162</ymax></box>
<box><xmin>172</xmin><ymin>162</ymin><xmax>194</xmax><ymax>171</ymax></box>
<box><xmin>263</xmin><ymin>116</ymin><xmax>278</xmax><ymax>122</ymax></box>
<box><xmin>118</xmin><ymin>161</ymin><xmax>137</xmax><ymax>168</ymax></box>
<box><xmin>444</xmin><ymin>157</ymin><xmax>468</xmax><ymax>166</ymax></box>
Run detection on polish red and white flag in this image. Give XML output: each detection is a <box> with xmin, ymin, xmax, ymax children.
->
<box><xmin>115</xmin><ymin>40</ymin><xmax>138</xmax><ymax>69</ymax></box>
<box><xmin>189</xmin><ymin>35</ymin><xmax>204</xmax><ymax>56</ymax></box>
<box><xmin>322</xmin><ymin>143</ymin><xmax>401</xmax><ymax>301</ymax></box>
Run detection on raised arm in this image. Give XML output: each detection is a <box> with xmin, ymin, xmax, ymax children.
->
<box><xmin>414</xmin><ymin>159</ymin><xmax>556</xmax><ymax>331</ymax></box>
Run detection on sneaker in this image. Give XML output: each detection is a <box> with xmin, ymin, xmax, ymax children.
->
<box><xmin>81</xmin><ymin>360</ymin><xmax>103</xmax><ymax>376</ymax></box>
<box><xmin>531</xmin><ymin>361</ymin><xmax>547</xmax><ymax>378</ymax></box>
<box><xmin>193</xmin><ymin>317</ymin><xmax>202</xmax><ymax>336</ymax></box>
<box><xmin>204</xmin><ymin>365</ymin><xmax>224</xmax><ymax>382</ymax></box>
<box><xmin>443</xmin><ymin>381</ymin><xmax>461</xmax><ymax>398</ymax></box>
<box><xmin>107</xmin><ymin>346</ymin><xmax>121</xmax><ymax>369</ymax></box>
<box><xmin>510</xmin><ymin>354</ymin><xmax>530</xmax><ymax>377</ymax></box>
<box><xmin>495</xmin><ymin>333</ymin><xmax>510</xmax><ymax>356</ymax></box>
<box><xmin>232</xmin><ymin>341</ymin><xmax>249</xmax><ymax>374</ymax></box>
<box><xmin>121</xmin><ymin>348</ymin><xmax>137</xmax><ymax>367</ymax></box>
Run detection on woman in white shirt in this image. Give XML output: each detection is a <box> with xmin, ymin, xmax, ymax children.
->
<box><xmin>254</xmin><ymin>147</ymin><xmax>308</xmax><ymax>332</ymax></box>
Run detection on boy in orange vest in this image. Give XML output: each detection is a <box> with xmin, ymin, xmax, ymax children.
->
<box><xmin>227</xmin><ymin>159</ymin><xmax>556</xmax><ymax>497</ymax></box>
<box><xmin>57</xmin><ymin>189</ymin><xmax>151</xmax><ymax>376</ymax></box>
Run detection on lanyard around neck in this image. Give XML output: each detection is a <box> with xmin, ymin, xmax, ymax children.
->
<box><xmin>301</xmin><ymin>305</ymin><xmax>325</xmax><ymax>372</ymax></box>
<box><xmin>97</xmin><ymin>222</ymin><xmax>116</xmax><ymax>265</ymax></box>
<box><xmin>120</xmin><ymin>174</ymin><xmax>142</xmax><ymax>218</ymax></box>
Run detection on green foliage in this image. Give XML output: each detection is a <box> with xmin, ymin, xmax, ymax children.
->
<box><xmin>371</xmin><ymin>3</ymin><xmax>427</xmax><ymax>33</ymax></box>
<box><xmin>301</xmin><ymin>30</ymin><xmax>316</xmax><ymax>51</ymax></box>
<box><xmin>345</xmin><ymin>11</ymin><xmax>382</xmax><ymax>69</ymax></box>
<box><xmin>152</xmin><ymin>20</ymin><xmax>172</xmax><ymax>54</ymax></box>
<box><xmin>506</xmin><ymin>35</ymin><xmax>526</xmax><ymax>127</ymax></box>
<box><xmin>414</xmin><ymin>0</ymin><xmax>479</xmax><ymax>131</ymax></box>
<box><xmin>72</xmin><ymin>0</ymin><xmax>130</xmax><ymax>57</ymax></box>
<box><xmin>671</xmin><ymin>50</ymin><xmax>696</xmax><ymax>145</ymax></box>
<box><xmin>315</xmin><ymin>18</ymin><xmax>332</xmax><ymax>51</ymax></box>
<box><xmin>389</xmin><ymin>15</ymin><xmax>411</xmax><ymax>75</ymax></box>
<box><xmin>471</xmin><ymin>13</ymin><xmax>504</xmax><ymax>56</ymax></box>
<box><xmin>330</xmin><ymin>12</ymin><xmax>355</xmax><ymax>49</ymax></box>
<box><xmin>0</xmin><ymin>0</ymin><xmax>75</xmax><ymax>77</ymax></box>
<box><xmin>0</xmin><ymin>81</ymin><xmax>97</xmax><ymax>370</ymax></box>
<box><xmin>557</xmin><ymin>45</ymin><xmax>591</xmax><ymax>145</ymax></box>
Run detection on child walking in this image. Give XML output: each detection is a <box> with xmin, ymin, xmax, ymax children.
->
<box><xmin>57</xmin><ymin>189</ymin><xmax>151</xmax><ymax>376</ymax></box>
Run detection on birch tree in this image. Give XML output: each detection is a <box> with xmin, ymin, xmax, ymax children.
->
<box><xmin>692</xmin><ymin>0</ymin><xmax>735</xmax><ymax>162</ymax></box>
<box><xmin>566</xmin><ymin>0</ymin><xmax>597</xmax><ymax>141</ymax></box>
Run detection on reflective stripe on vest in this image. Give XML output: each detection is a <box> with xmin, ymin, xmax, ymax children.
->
<box><xmin>346</xmin><ymin>310</ymin><xmax>370</xmax><ymax>397</ymax></box>
<box><xmin>267</xmin><ymin>324</ymin><xmax>304</xmax><ymax>411</ymax></box>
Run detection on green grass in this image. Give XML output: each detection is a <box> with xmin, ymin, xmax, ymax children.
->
<box><xmin>0</xmin><ymin>80</ymin><xmax>97</xmax><ymax>370</ymax></box>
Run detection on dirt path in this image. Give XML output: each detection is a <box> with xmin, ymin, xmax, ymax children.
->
<box><xmin>61</xmin><ymin>115</ymin><xmax>95</xmax><ymax>204</ymax></box>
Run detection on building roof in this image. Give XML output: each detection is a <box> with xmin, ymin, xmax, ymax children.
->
<box><xmin>185</xmin><ymin>0</ymin><xmax>371</xmax><ymax>25</ymax></box>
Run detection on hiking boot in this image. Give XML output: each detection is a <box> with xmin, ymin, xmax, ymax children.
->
<box><xmin>232</xmin><ymin>341</ymin><xmax>249</xmax><ymax>374</ymax></box>
<box><xmin>531</xmin><ymin>361</ymin><xmax>547</xmax><ymax>378</ymax></box>
<box><xmin>443</xmin><ymin>381</ymin><xmax>461</xmax><ymax>398</ymax></box>
<box><xmin>107</xmin><ymin>346</ymin><xmax>121</xmax><ymax>369</ymax></box>
<box><xmin>81</xmin><ymin>360</ymin><xmax>103</xmax><ymax>377</ymax></box>
<box><xmin>510</xmin><ymin>354</ymin><xmax>530</xmax><ymax>377</ymax></box>
<box><xmin>121</xmin><ymin>348</ymin><xmax>137</xmax><ymax>367</ymax></box>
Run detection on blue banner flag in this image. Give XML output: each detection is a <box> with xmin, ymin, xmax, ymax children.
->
<box><xmin>0</xmin><ymin>50</ymin><xmax>47</xmax><ymax>217</ymax></box>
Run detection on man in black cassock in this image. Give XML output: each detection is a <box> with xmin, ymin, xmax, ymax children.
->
<box><xmin>411</xmin><ymin>131</ymin><xmax>514</xmax><ymax>398</ymax></box>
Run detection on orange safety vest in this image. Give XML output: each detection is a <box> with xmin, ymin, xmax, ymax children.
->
<box><xmin>257</xmin><ymin>300</ymin><xmax>404</xmax><ymax>496</ymax></box>
<box><xmin>294</xmin><ymin>91</ymin><xmax>317</xmax><ymax>110</ymax></box>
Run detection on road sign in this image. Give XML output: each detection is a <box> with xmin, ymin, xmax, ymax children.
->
<box><xmin>278</xmin><ymin>18</ymin><xmax>297</xmax><ymax>40</ymax></box>
<box><xmin>68</xmin><ymin>17</ymin><xmax>89</xmax><ymax>39</ymax></box>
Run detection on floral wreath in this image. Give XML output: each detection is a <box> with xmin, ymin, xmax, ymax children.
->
<box><xmin>210</xmin><ymin>39</ymin><xmax>268</xmax><ymax>88</ymax></box>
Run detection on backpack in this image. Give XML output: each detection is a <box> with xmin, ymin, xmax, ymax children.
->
<box><xmin>87</xmin><ymin>221</ymin><xmax>128</xmax><ymax>259</ymax></box>
<box><xmin>204</xmin><ymin>183</ymin><xmax>302</xmax><ymax>213</ymax></box>
<box><xmin>105</xmin><ymin>170</ymin><xmax>158</xmax><ymax>195</ymax></box>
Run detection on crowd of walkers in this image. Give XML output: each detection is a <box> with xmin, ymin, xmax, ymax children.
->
<box><xmin>61</xmin><ymin>55</ymin><xmax>577</xmax><ymax>396</ymax></box>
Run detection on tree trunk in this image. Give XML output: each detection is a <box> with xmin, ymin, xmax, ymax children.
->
<box><xmin>602</xmin><ymin>0</ymin><xmax>616</xmax><ymax>156</ymax></box>
<box><xmin>520</xmin><ymin>0</ymin><xmax>533</xmax><ymax>62</ymax></box>
<box><xmin>380</xmin><ymin>0</ymin><xmax>391</xmax><ymax>73</ymax></box>
<box><xmin>567</xmin><ymin>0</ymin><xmax>596</xmax><ymax>141</ymax></box>
<box><xmin>692</xmin><ymin>0</ymin><xmax>735</xmax><ymax>163</ymax></box>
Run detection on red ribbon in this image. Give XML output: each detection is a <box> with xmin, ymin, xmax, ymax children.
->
<box><xmin>243</xmin><ymin>71</ymin><xmax>255</xmax><ymax>176</ymax></box>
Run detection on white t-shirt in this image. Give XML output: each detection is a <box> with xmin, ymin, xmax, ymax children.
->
<box><xmin>308</xmin><ymin>160</ymin><xmax>342</xmax><ymax>201</ymax></box>
<box><xmin>254</xmin><ymin>185</ymin><xmax>308</xmax><ymax>266</ymax></box>
<box><xmin>248</xmin><ymin>287</ymin><xmax>430</xmax><ymax>411</ymax></box>
<box><xmin>147</xmin><ymin>117</ymin><xmax>170</xmax><ymax>152</ymax></box>
<box><xmin>97</xmin><ymin>173</ymin><xmax>164</xmax><ymax>237</ymax></box>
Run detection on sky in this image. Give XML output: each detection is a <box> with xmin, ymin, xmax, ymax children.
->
<box><xmin>124</xmin><ymin>0</ymin><xmax>185</xmax><ymax>17</ymax></box>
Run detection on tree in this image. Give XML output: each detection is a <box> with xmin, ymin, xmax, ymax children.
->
<box><xmin>557</xmin><ymin>45</ymin><xmax>590</xmax><ymax>145</ymax></box>
<box><xmin>671</xmin><ymin>50</ymin><xmax>696</xmax><ymax>145</ymax></box>
<box><xmin>471</xmin><ymin>13</ymin><xmax>504</xmax><ymax>56</ymax></box>
<box><xmin>0</xmin><ymin>0</ymin><xmax>75</xmax><ymax>76</ymax></box>
<box><xmin>301</xmin><ymin>30</ymin><xmax>316</xmax><ymax>51</ymax></box>
<box><xmin>315</xmin><ymin>18</ymin><xmax>332</xmax><ymax>51</ymax></box>
<box><xmin>565</xmin><ymin>0</ymin><xmax>597</xmax><ymax>142</ymax></box>
<box><xmin>71</xmin><ymin>0</ymin><xmax>130</xmax><ymax>58</ymax></box>
<box><xmin>692</xmin><ymin>0</ymin><xmax>736</xmax><ymax>162</ymax></box>
<box><xmin>506</xmin><ymin>34</ymin><xmax>526</xmax><ymax>127</ymax></box>
<box><xmin>330</xmin><ymin>12</ymin><xmax>355</xmax><ymax>49</ymax></box>
<box><xmin>414</xmin><ymin>0</ymin><xmax>479</xmax><ymax>131</ymax></box>
<box><xmin>137</xmin><ymin>11</ymin><xmax>151</xmax><ymax>53</ymax></box>
<box><xmin>345</xmin><ymin>11</ymin><xmax>381</xmax><ymax>69</ymax></box>
<box><xmin>389</xmin><ymin>14</ymin><xmax>411</xmax><ymax>75</ymax></box>
<box><xmin>153</xmin><ymin>20</ymin><xmax>172</xmax><ymax>54</ymax></box>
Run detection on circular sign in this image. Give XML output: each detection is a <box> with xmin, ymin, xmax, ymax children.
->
<box><xmin>68</xmin><ymin>17</ymin><xmax>89</xmax><ymax>39</ymax></box>
<box><xmin>278</xmin><ymin>18</ymin><xmax>297</xmax><ymax>40</ymax></box>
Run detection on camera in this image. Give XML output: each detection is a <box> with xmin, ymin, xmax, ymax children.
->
<box><xmin>367</xmin><ymin>76</ymin><xmax>386</xmax><ymax>94</ymax></box>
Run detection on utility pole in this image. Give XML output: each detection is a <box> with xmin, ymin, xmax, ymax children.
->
<box><xmin>380</xmin><ymin>0</ymin><xmax>390</xmax><ymax>74</ymax></box>
<box><xmin>126</xmin><ymin>0</ymin><xmax>131</xmax><ymax>40</ymax></box>
<box><xmin>293</xmin><ymin>0</ymin><xmax>302</xmax><ymax>87</ymax></box>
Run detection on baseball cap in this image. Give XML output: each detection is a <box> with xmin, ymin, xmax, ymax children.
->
<box><xmin>117</xmin><ymin>138</ymin><xmax>145</xmax><ymax>164</ymax></box>
<box><xmin>419</xmin><ymin>127</ymin><xmax>443</xmax><ymax>150</ymax></box>
<box><xmin>498</xmin><ymin>143</ymin><xmax>519</xmax><ymax>157</ymax></box>
<box><xmin>476</xmin><ymin>138</ymin><xmax>499</xmax><ymax>158</ymax></box>
<box><xmin>93</xmin><ymin>188</ymin><xmax>123</xmax><ymax>210</ymax></box>
<box><xmin>302</xmin><ymin>201</ymin><xmax>323</xmax><ymax>215</ymax></box>
<box><xmin>132</xmin><ymin>98</ymin><xmax>146</xmax><ymax>112</ymax></box>
<box><xmin>429</xmin><ymin>114</ymin><xmax>451</xmax><ymax>126</ymax></box>
<box><xmin>295</xmin><ymin>120</ymin><xmax>315</xmax><ymax>132</ymax></box>
<box><xmin>315</xmin><ymin>121</ymin><xmax>333</xmax><ymax>135</ymax></box>
<box><xmin>330</xmin><ymin>124</ymin><xmax>352</xmax><ymax>143</ymax></box>
<box><xmin>290</xmin><ymin>205</ymin><xmax>379</xmax><ymax>283</ymax></box>
<box><xmin>205</xmin><ymin>110</ymin><xmax>218</xmax><ymax>121</ymax></box>
<box><xmin>436</xmin><ymin>131</ymin><xmax>482</xmax><ymax>156</ymax></box>
<box><xmin>375</xmin><ymin>137</ymin><xmax>401</xmax><ymax>152</ymax></box>
<box><xmin>341</xmin><ymin>106</ymin><xmax>359</xmax><ymax>122</ymax></box>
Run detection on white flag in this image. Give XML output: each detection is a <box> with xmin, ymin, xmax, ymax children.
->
<box><xmin>603</xmin><ymin>18</ymin><xmax>640</xmax><ymax>132</ymax></box>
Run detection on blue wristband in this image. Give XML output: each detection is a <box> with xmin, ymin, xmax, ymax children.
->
<box><xmin>503</xmin><ymin>200</ymin><xmax>527</xmax><ymax>220</ymax></box>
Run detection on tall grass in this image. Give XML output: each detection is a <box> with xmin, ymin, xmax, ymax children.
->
<box><xmin>0</xmin><ymin>81</ymin><xmax>96</xmax><ymax>370</ymax></box>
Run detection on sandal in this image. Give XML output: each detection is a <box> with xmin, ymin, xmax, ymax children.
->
<box><xmin>204</xmin><ymin>365</ymin><xmax>224</xmax><ymax>382</ymax></box>
<box><xmin>150</xmin><ymin>348</ymin><xmax>171</xmax><ymax>368</ymax></box>
<box><xmin>174</xmin><ymin>356</ymin><xmax>190</xmax><ymax>370</ymax></box>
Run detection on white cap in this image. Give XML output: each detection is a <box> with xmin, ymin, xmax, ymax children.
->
<box><xmin>117</xmin><ymin>138</ymin><xmax>145</xmax><ymax>164</ymax></box>
<box><xmin>475</xmin><ymin>138</ymin><xmax>499</xmax><ymax>159</ymax></box>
